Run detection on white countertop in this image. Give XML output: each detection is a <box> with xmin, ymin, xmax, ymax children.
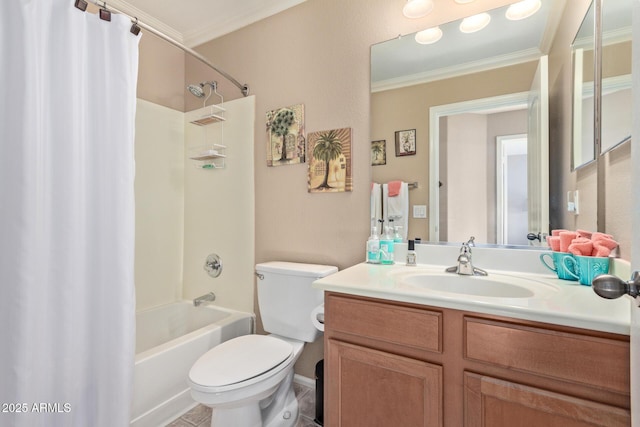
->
<box><xmin>313</xmin><ymin>250</ymin><xmax>632</xmax><ymax>335</ymax></box>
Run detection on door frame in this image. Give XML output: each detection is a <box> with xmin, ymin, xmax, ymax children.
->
<box><xmin>429</xmin><ymin>92</ymin><xmax>528</xmax><ymax>241</ymax></box>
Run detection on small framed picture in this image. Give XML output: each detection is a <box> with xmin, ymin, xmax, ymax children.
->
<box><xmin>371</xmin><ymin>140</ymin><xmax>386</xmax><ymax>166</ymax></box>
<box><xmin>395</xmin><ymin>129</ymin><xmax>416</xmax><ymax>156</ymax></box>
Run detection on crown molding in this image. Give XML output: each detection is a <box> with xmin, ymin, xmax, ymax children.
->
<box><xmin>371</xmin><ymin>48</ymin><xmax>542</xmax><ymax>93</ymax></box>
<box><xmin>184</xmin><ymin>0</ymin><xmax>306</xmax><ymax>47</ymax></box>
<box><xmin>106</xmin><ymin>0</ymin><xmax>185</xmax><ymax>44</ymax></box>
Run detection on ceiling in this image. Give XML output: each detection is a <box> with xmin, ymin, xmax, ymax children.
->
<box><xmin>107</xmin><ymin>0</ymin><xmax>307</xmax><ymax>48</ymax></box>
<box><xmin>371</xmin><ymin>1</ymin><xmax>561</xmax><ymax>92</ymax></box>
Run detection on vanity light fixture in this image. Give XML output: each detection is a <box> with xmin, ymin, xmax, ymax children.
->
<box><xmin>402</xmin><ymin>0</ymin><xmax>434</xmax><ymax>19</ymax></box>
<box><xmin>459</xmin><ymin>12</ymin><xmax>491</xmax><ymax>33</ymax></box>
<box><xmin>505</xmin><ymin>0</ymin><xmax>542</xmax><ymax>21</ymax></box>
<box><xmin>415</xmin><ymin>26</ymin><xmax>443</xmax><ymax>44</ymax></box>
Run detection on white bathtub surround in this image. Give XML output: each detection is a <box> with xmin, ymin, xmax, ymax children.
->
<box><xmin>134</xmin><ymin>100</ymin><xmax>185</xmax><ymax>311</ymax></box>
<box><xmin>131</xmin><ymin>301</ymin><xmax>254</xmax><ymax>427</ymax></box>
<box><xmin>183</xmin><ymin>96</ymin><xmax>256</xmax><ymax>314</ymax></box>
<box><xmin>0</xmin><ymin>2</ymin><xmax>139</xmax><ymax>426</ymax></box>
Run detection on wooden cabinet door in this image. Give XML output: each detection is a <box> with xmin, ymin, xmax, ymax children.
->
<box><xmin>327</xmin><ymin>339</ymin><xmax>442</xmax><ymax>427</ymax></box>
<box><xmin>464</xmin><ymin>372</ymin><xmax>630</xmax><ymax>427</ymax></box>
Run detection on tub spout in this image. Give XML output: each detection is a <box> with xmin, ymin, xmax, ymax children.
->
<box><xmin>193</xmin><ymin>292</ymin><xmax>216</xmax><ymax>306</ymax></box>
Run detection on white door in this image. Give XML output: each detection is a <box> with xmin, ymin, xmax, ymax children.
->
<box><xmin>496</xmin><ymin>135</ymin><xmax>528</xmax><ymax>245</ymax></box>
<box><xmin>527</xmin><ymin>55</ymin><xmax>550</xmax><ymax>244</ymax></box>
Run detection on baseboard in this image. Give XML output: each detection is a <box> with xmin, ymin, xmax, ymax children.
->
<box><xmin>294</xmin><ymin>374</ymin><xmax>316</xmax><ymax>390</ymax></box>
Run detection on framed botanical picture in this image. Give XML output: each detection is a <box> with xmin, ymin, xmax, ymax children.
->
<box><xmin>371</xmin><ymin>140</ymin><xmax>386</xmax><ymax>166</ymax></box>
<box><xmin>266</xmin><ymin>104</ymin><xmax>305</xmax><ymax>166</ymax></box>
<box><xmin>307</xmin><ymin>127</ymin><xmax>352</xmax><ymax>193</ymax></box>
<box><xmin>395</xmin><ymin>129</ymin><xmax>416</xmax><ymax>156</ymax></box>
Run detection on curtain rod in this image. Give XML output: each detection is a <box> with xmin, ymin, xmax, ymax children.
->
<box><xmin>82</xmin><ymin>0</ymin><xmax>250</xmax><ymax>97</ymax></box>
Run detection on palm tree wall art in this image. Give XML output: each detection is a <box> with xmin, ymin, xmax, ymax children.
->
<box><xmin>371</xmin><ymin>140</ymin><xmax>386</xmax><ymax>166</ymax></box>
<box><xmin>308</xmin><ymin>128</ymin><xmax>352</xmax><ymax>192</ymax></box>
<box><xmin>266</xmin><ymin>104</ymin><xmax>305</xmax><ymax>166</ymax></box>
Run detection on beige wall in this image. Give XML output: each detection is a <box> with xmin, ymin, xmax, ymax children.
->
<box><xmin>137</xmin><ymin>33</ymin><xmax>185</xmax><ymax>111</ymax></box>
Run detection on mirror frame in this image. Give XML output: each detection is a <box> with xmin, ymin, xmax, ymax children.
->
<box><xmin>570</xmin><ymin>0</ymin><xmax>597</xmax><ymax>171</ymax></box>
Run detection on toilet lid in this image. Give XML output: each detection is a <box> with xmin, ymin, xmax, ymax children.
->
<box><xmin>189</xmin><ymin>335</ymin><xmax>293</xmax><ymax>387</ymax></box>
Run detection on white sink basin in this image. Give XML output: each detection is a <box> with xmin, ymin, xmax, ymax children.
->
<box><xmin>397</xmin><ymin>271</ymin><xmax>558</xmax><ymax>299</ymax></box>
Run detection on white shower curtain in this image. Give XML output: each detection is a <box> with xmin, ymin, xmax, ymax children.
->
<box><xmin>0</xmin><ymin>1</ymin><xmax>139</xmax><ymax>426</ymax></box>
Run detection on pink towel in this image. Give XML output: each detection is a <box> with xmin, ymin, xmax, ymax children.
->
<box><xmin>568</xmin><ymin>237</ymin><xmax>593</xmax><ymax>256</ymax></box>
<box><xmin>551</xmin><ymin>229</ymin><xmax>568</xmax><ymax>237</ymax></box>
<box><xmin>591</xmin><ymin>234</ymin><xmax>618</xmax><ymax>257</ymax></box>
<box><xmin>577</xmin><ymin>229</ymin><xmax>593</xmax><ymax>239</ymax></box>
<box><xmin>546</xmin><ymin>236</ymin><xmax>561</xmax><ymax>251</ymax></box>
<box><xmin>387</xmin><ymin>180</ymin><xmax>402</xmax><ymax>197</ymax></box>
<box><xmin>559</xmin><ymin>231</ymin><xmax>578</xmax><ymax>253</ymax></box>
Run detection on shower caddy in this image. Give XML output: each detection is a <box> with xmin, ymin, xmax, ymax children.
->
<box><xmin>188</xmin><ymin>82</ymin><xmax>226</xmax><ymax>169</ymax></box>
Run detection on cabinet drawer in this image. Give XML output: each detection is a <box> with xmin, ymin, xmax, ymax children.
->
<box><xmin>326</xmin><ymin>294</ymin><xmax>442</xmax><ymax>353</ymax></box>
<box><xmin>464</xmin><ymin>317</ymin><xmax>630</xmax><ymax>393</ymax></box>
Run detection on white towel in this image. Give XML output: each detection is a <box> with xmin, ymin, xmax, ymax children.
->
<box><xmin>383</xmin><ymin>182</ymin><xmax>409</xmax><ymax>241</ymax></box>
<box><xmin>371</xmin><ymin>183</ymin><xmax>382</xmax><ymax>233</ymax></box>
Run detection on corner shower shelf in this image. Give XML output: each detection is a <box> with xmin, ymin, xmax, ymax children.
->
<box><xmin>189</xmin><ymin>105</ymin><xmax>226</xmax><ymax>126</ymax></box>
<box><xmin>190</xmin><ymin>144</ymin><xmax>227</xmax><ymax>169</ymax></box>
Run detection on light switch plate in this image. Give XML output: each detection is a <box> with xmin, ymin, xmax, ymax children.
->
<box><xmin>413</xmin><ymin>205</ymin><xmax>427</xmax><ymax>218</ymax></box>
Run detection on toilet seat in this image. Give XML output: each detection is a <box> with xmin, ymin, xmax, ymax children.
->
<box><xmin>189</xmin><ymin>335</ymin><xmax>293</xmax><ymax>392</ymax></box>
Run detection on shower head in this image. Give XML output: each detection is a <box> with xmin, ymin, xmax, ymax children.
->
<box><xmin>187</xmin><ymin>84</ymin><xmax>205</xmax><ymax>98</ymax></box>
<box><xmin>187</xmin><ymin>81</ymin><xmax>218</xmax><ymax>98</ymax></box>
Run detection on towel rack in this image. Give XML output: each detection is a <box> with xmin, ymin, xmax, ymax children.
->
<box><xmin>408</xmin><ymin>182</ymin><xmax>418</xmax><ymax>189</ymax></box>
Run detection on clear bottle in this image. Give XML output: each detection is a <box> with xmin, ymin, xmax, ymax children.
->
<box><xmin>379</xmin><ymin>222</ymin><xmax>395</xmax><ymax>265</ymax></box>
<box><xmin>393</xmin><ymin>224</ymin><xmax>403</xmax><ymax>243</ymax></box>
<box><xmin>366</xmin><ymin>220</ymin><xmax>380</xmax><ymax>264</ymax></box>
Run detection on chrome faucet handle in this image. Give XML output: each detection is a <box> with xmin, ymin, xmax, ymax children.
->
<box><xmin>466</xmin><ymin>236</ymin><xmax>476</xmax><ymax>247</ymax></box>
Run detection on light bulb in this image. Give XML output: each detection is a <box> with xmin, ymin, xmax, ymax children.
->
<box><xmin>415</xmin><ymin>27</ymin><xmax>443</xmax><ymax>44</ymax></box>
<box><xmin>403</xmin><ymin>0</ymin><xmax>434</xmax><ymax>19</ymax></box>
<box><xmin>506</xmin><ymin>0</ymin><xmax>542</xmax><ymax>21</ymax></box>
<box><xmin>459</xmin><ymin>13</ymin><xmax>491</xmax><ymax>33</ymax></box>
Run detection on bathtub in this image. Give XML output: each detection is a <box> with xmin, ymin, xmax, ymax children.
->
<box><xmin>130</xmin><ymin>301</ymin><xmax>255</xmax><ymax>427</ymax></box>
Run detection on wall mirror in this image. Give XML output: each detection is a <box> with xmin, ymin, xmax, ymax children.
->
<box><xmin>571</xmin><ymin>1</ymin><xmax>596</xmax><ymax>169</ymax></box>
<box><xmin>371</xmin><ymin>1</ymin><xmax>562</xmax><ymax>245</ymax></box>
<box><xmin>599</xmin><ymin>0</ymin><xmax>632</xmax><ymax>155</ymax></box>
<box><xmin>572</xmin><ymin>0</ymin><xmax>632</xmax><ymax>169</ymax></box>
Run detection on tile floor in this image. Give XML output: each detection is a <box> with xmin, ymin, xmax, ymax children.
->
<box><xmin>166</xmin><ymin>381</ymin><xmax>322</xmax><ymax>427</ymax></box>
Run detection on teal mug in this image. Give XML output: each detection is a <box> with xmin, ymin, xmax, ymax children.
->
<box><xmin>562</xmin><ymin>254</ymin><xmax>610</xmax><ymax>286</ymax></box>
<box><xmin>539</xmin><ymin>252</ymin><xmax>577</xmax><ymax>281</ymax></box>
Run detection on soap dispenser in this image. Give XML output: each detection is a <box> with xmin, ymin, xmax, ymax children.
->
<box><xmin>366</xmin><ymin>219</ymin><xmax>380</xmax><ymax>264</ymax></box>
<box><xmin>406</xmin><ymin>240</ymin><xmax>417</xmax><ymax>266</ymax></box>
<box><xmin>379</xmin><ymin>221</ymin><xmax>395</xmax><ymax>265</ymax></box>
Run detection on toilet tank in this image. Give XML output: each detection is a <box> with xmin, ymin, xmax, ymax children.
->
<box><xmin>256</xmin><ymin>262</ymin><xmax>338</xmax><ymax>342</ymax></box>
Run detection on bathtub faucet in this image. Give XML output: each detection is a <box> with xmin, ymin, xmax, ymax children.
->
<box><xmin>193</xmin><ymin>292</ymin><xmax>216</xmax><ymax>307</ymax></box>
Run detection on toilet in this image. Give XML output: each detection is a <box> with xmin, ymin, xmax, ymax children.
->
<box><xmin>188</xmin><ymin>261</ymin><xmax>338</xmax><ymax>427</ymax></box>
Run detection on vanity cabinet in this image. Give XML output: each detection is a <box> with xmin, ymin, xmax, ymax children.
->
<box><xmin>324</xmin><ymin>292</ymin><xmax>631</xmax><ymax>427</ymax></box>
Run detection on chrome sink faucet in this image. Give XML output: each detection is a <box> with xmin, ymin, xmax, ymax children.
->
<box><xmin>445</xmin><ymin>237</ymin><xmax>488</xmax><ymax>276</ymax></box>
<box><xmin>193</xmin><ymin>292</ymin><xmax>216</xmax><ymax>306</ymax></box>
